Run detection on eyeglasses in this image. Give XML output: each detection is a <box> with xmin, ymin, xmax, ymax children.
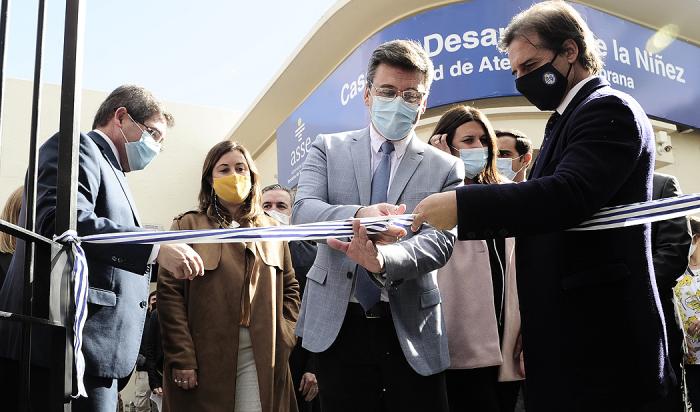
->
<box><xmin>128</xmin><ymin>113</ymin><xmax>164</xmax><ymax>144</ymax></box>
<box><xmin>369</xmin><ymin>83</ymin><xmax>426</xmax><ymax>105</ymax></box>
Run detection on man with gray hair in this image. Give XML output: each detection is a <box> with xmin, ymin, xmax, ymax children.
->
<box><xmin>412</xmin><ymin>1</ymin><xmax>674</xmax><ymax>410</ymax></box>
<box><xmin>293</xmin><ymin>39</ymin><xmax>463</xmax><ymax>411</ymax></box>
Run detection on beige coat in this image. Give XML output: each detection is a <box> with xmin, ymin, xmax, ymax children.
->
<box><xmin>438</xmin><ymin>238</ymin><xmax>524</xmax><ymax>382</ymax></box>
<box><xmin>158</xmin><ymin>211</ymin><xmax>300</xmax><ymax>412</ymax></box>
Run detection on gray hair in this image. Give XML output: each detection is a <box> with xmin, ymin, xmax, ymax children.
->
<box><xmin>499</xmin><ymin>1</ymin><xmax>603</xmax><ymax>75</ymax></box>
<box><xmin>367</xmin><ymin>39</ymin><xmax>434</xmax><ymax>91</ymax></box>
<box><xmin>92</xmin><ymin>84</ymin><xmax>174</xmax><ymax>129</ymax></box>
<box><xmin>262</xmin><ymin>184</ymin><xmax>295</xmax><ymax>203</ymax></box>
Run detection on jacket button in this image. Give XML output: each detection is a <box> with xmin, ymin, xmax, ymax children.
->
<box><xmin>346</xmin><ymin>271</ymin><xmax>353</xmax><ymax>279</ymax></box>
<box><xmin>139</xmin><ymin>301</ymin><xmax>147</xmax><ymax>308</ymax></box>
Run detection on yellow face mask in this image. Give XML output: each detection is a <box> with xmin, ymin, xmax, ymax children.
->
<box><xmin>212</xmin><ymin>174</ymin><xmax>252</xmax><ymax>205</ymax></box>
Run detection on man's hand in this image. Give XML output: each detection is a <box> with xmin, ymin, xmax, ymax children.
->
<box><xmin>356</xmin><ymin>203</ymin><xmax>407</xmax><ymax>245</ymax></box>
<box><xmin>411</xmin><ymin>191</ymin><xmax>458</xmax><ymax>232</ymax></box>
<box><xmin>299</xmin><ymin>372</ymin><xmax>319</xmax><ymax>401</ymax></box>
<box><xmin>152</xmin><ymin>387</ymin><xmax>163</xmax><ymax>396</ymax></box>
<box><xmin>172</xmin><ymin>368</ymin><xmax>198</xmax><ymax>390</ymax></box>
<box><xmin>328</xmin><ymin>219</ymin><xmax>385</xmax><ymax>273</ymax></box>
<box><xmin>157</xmin><ymin>244</ymin><xmax>204</xmax><ymax>280</ymax></box>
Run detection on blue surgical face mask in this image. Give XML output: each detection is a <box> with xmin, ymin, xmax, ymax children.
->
<box><xmin>496</xmin><ymin>157</ymin><xmax>517</xmax><ymax>180</ymax></box>
<box><xmin>459</xmin><ymin>147</ymin><xmax>488</xmax><ymax>179</ymax></box>
<box><xmin>370</xmin><ymin>96</ymin><xmax>420</xmax><ymax>141</ymax></box>
<box><xmin>120</xmin><ymin>118</ymin><xmax>161</xmax><ymax>171</ymax></box>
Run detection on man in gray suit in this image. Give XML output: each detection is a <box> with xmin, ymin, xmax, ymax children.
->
<box><xmin>293</xmin><ymin>40</ymin><xmax>463</xmax><ymax>411</ymax></box>
<box><xmin>0</xmin><ymin>85</ymin><xmax>204</xmax><ymax>411</ymax></box>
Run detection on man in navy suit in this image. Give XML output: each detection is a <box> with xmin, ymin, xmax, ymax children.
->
<box><xmin>413</xmin><ymin>2</ymin><xmax>674</xmax><ymax>410</ymax></box>
<box><xmin>0</xmin><ymin>85</ymin><xmax>204</xmax><ymax>411</ymax></box>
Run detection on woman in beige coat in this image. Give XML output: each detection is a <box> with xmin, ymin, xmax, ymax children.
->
<box><xmin>158</xmin><ymin>140</ymin><xmax>300</xmax><ymax>412</ymax></box>
<box><xmin>429</xmin><ymin>105</ymin><xmax>524</xmax><ymax>412</ymax></box>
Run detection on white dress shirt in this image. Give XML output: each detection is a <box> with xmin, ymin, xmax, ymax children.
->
<box><xmin>555</xmin><ymin>75</ymin><xmax>598</xmax><ymax>114</ymax></box>
<box><xmin>92</xmin><ymin>129</ymin><xmax>159</xmax><ymax>264</ymax></box>
<box><xmin>350</xmin><ymin>125</ymin><xmax>414</xmax><ymax>304</ymax></box>
<box><xmin>369</xmin><ymin>123</ymin><xmax>413</xmax><ymax>186</ymax></box>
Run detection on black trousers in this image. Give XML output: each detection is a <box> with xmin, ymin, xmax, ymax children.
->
<box><xmin>686</xmin><ymin>365</ymin><xmax>700</xmax><ymax>410</ymax></box>
<box><xmin>445</xmin><ymin>367</ymin><xmax>520</xmax><ymax>412</ymax></box>
<box><xmin>290</xmin><ymin>337</ymin><xmax>322</xmax><ymax>412</ymax></box>
<box><xmin>316</xmin><ymin>302</ymin><xmax>448</xmax><ymax>412</ymax></box>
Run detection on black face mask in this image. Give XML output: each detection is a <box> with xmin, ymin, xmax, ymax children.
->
<box><xmin>515</xmin><ymin>53</ymin><xmax>572</xmax><ymax>111</ymax></box>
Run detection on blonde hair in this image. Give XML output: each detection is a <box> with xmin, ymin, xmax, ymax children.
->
<box><xmin>0</xmin><ymin>186</ymin><xmax>23</xmax><ymax>253</ymax></box>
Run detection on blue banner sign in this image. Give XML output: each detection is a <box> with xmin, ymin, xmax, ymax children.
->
<box><xmin>277</xmin><ymin>0</ymin><xmax>700</xmax><ymax>187</ymax></box>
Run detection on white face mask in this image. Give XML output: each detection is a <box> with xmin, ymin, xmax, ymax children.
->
<box><xmin>496</xmin><ymin>158</ymin><xmax>517</xmax><ymax>180</ymax></box>
<box><xmin>266</xmin><ymin>209</ymin><xmax>290</xmax><ymax>225</ymax></box>
<box><xmin>459</xmin><ymin>147</ymin><xmax>488</xmax><ymax>179</ymax></box>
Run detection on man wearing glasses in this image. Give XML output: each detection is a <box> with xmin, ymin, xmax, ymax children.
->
<box><xmin>0</xmin><ymin>85</ymin><xmax>204</xmax><ymax>411</ymax></box>
<box><xmin>293</xmin><ymin>40</ymin><xmax>463</xmax><ymax>411</ymax></box>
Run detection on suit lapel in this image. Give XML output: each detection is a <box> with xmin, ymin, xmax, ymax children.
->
<box><xmin>350</xmin><ymin>128</ymin><xmax>372</xmax><ymax>205</ymax></box>
<box><xmin>87</xmin><ymin>131</ymin><xmax>142</xmax><ymax>226</ymax></box>
<box><xmin>388</xmin><ymin>134</ymin><xmax>424</xmax><ymax>205</ymax></box>
<box><xmin>531</xmin><ymin>77</ymin><xmax>608</xmax><ymax>179</ymax></box>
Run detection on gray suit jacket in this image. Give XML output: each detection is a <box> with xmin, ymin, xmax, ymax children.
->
<box><xmin>292</xmin><ymin>127</ymin><xmax>464</xmax><ymax>376</ymax></box>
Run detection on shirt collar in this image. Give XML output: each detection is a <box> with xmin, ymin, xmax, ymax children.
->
<box><xmin>555</xmin><ymin>75</ymin><xmax>597</xmax><ymax>114</ymax></box>
<box><xmin>369</xmin><ymin>123</ymin><xmax>412</xmax><ymax>159</ymax></box>
<box><xmin>92</xmin><ymin>129</ymin><xmax>122</xmax><ymax>169</ymax></box>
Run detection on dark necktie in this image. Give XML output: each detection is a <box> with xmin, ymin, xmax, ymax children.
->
<box><xmin>354</xmin><ymin>140</ymin><xmax>395</xmax><ymax>311</ymax></box>
<box><xmin>531</xmin><ymin>112</ymin><xmax>561</xmax><ymax>176</ymax></box>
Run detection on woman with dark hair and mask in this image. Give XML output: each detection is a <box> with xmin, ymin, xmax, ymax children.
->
<box><xmin>429</xmin><ymin>105</ymin><xmax>524</xmax><ymax>412</ymax></box>
<box><xmin>157</xmin><ymin>140</ymin><xmax>300</xmax><ymax>412</ymax></box>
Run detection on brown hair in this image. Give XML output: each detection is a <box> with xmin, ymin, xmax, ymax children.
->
<box><xmin>92</xmin><ymin>84</ymin><xmax>175</xmax><ymax>129</ymax></box>
<box><xmin>367</xmin><ymin>39</ymin><xmax>434</xmax><ymax>91</ymax></box>
<box><xmin>690</xmin><ymin>216</ymin><xmax>700</xmax><ymax>237</ymax></box>
<box><xmin>198</xmin><ymin>141</ymin><xmax>263</xmax><ymax>224</ymax></box>
<box><xmin>431</xmin><ymin>106</ymin><xmax>501</xmax><ymax>185</ymax></box>
<box><xmin>499</xmin><ymin>1</ymin><xmax>603</xmax><ymax>75</ymax></box>
<box><xmin>0</xmin><ymin>186</ymin><xmax>24</xmax><ymax>253</ymax></box>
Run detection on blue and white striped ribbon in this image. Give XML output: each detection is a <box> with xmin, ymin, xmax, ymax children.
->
<box><xmin>16</xmin><ymin>193</ymin><xmax>700</xmax><ymax>398</ymax></box>
<box><xmin>570</xmin><ymin>193</ymin><xmax>700</xmax><ymax>231</ymax></box>
<box><xmin>52</xmin><ymin>230</ymin><xmax>88</xmax><ymax>398</ymax></box>
<box><xmin>79</xmin><ymin>214</ymin><xmax>416</xmax><ymax>245</ymax></box>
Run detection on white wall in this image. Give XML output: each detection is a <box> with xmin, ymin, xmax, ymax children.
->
<box><xmin>0</xmin><ymin>78</ymin><xmax>239</xmax><ymax>229</ymax></box>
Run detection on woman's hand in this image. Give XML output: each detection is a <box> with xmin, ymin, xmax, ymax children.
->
<box><xmin>299</xmin><ymin>372</ymin><xmax>319</xmax><ymax>401</ymax></box>
<box><xmin>429</xmin><ymin>134</ymin><xmax>452</xmax><ymax>155</ymax></box>
<box><xmin>172</xmin><ymin>369</ymin><xmax>198</xmax><ymax>390</ymax></box>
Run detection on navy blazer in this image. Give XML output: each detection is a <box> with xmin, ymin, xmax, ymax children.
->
<box><xmin>0</xmin><ymin>131</ymin><xmax>154</xmax><ymax>379</ymax></box>
<box><xmin>455</xmin><ymin>77</ymin><xmax>672</xmax><ymax>407</ymax></box>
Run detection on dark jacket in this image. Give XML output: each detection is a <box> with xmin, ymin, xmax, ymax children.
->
<box><xmin>0</xmin><ymin>131</ymin><xmax>153</xmax><ymax>378</ymax></box>
<box><xmin>145</xmin><ymin>308</ymin><xmax>163</xmax><ymax>390</ymax></box>
<box><xmin>651</xmin><ymin>172</ymin><xmax>692</xmax><ymax>297</ymax></box>
<box><xmin>0</xmin><ymin>252</ymin><xmax>12</xmax><ymax>291</ymax></box>
<box><xmin>456</xmin><ymin>77</ymin><xmax>673</xmax><ymax>409</ymax></box>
